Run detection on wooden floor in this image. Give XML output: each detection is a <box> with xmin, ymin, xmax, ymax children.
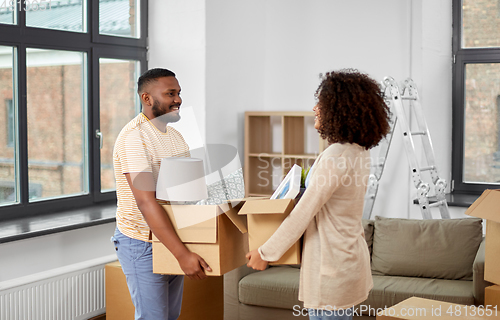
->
<box><xmin>88</xmin><ymin>315</ymin><xmax>106</xmax><ymax>320</ymax></box>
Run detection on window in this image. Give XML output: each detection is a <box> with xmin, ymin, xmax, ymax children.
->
<box><xmin>26</xmin><ymin>0</ymin><xmax>86</xmax><ymax>32</ymax></box>
<box><xmin>452</xmin><ymin>0</ymin><xmax>500</xmax><ymax>194</ymax></box>
<box><xmin>27</xmin><ymin>48</ymin><xmax>87</xmax><ymax>201</ymax></box>
<box><xmin>99</xmin><ymin>58</ymin><xmax>141</xmax><ymax>192</ymax></box>
<box><xmin>0</xmin><ymin>0</ymin><xmax>147</xmax><ymax>219</ymax></box>
<box><xmin>0</xmin><ymin>46</ymin><xmax>17</xmax><ymax>206</ymax></box>
<box><xmin>99</xmin><ymin>0</ymin><xmax>140</xmax><ymax>38</ymax></box>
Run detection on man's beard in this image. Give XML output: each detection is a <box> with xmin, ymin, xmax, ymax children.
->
<box><xmin>152</xmin><ymin>99</ymin><xmax>181</xmax><ymax>123</ymax></box>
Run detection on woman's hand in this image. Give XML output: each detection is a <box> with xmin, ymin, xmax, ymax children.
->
<box><xmin>246</xmin><ymin>249</ymin><xmax>269</xmax><ymax>271</ymax></box>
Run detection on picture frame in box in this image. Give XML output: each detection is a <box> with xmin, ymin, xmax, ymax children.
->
<box><xmin>271</xmin><ymin>164</ymin><xmax>301</xmax><ymax>200</ymax></box>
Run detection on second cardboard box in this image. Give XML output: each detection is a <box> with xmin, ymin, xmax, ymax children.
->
<box><xmin>238</xmin><ymin>198</ymin><xmax>301</xmax><ymax>265</ymax></box>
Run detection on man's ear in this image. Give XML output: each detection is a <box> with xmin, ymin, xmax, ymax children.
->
<box><xmin>141</xmin><ymin>92</ymin><xmax>151</xmax><ymax>106</ymax></box>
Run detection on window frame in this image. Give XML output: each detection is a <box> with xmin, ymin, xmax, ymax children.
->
<box><xmin>451</xmin><ymin>0</ymin><xmax>500</xmax><ymax>195</ymax></box>
<box><xmin>0</xmin><ymin>0</ymin><xmax>148</xmax><ymax>220</ymax></box>
<box><xmin>6</xmin><ymin>99</ymin><xmax>14</xmax><ymax>148</ymax></box>
<box><xmin>92</xmin><ymin>47</ymin><xmax>144</xmax><ymax>203</ymax></box>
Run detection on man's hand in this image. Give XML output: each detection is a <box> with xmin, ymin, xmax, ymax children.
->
<box><xmin>246</xmin><ymin>249</ymin><xmax>268</xmax><ymax>271</ymax></box>
<box><xmin>177</xmin><ymin>251</ymin><xmax>212</xmax><ymax>280</ymax></box>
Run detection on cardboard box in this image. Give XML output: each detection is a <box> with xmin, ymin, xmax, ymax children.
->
<box><xmin>465</xmin><ymin>189</ymin><xmax>500</xmax><ymax>285</ymax></box>
<box><xmin>485</xmin><ymin>285</ymin><xmax>500</xmax><ymax>309</ymax></box>
<box><xmin>105</xmin><ymin>261</ymin><xmax>135</xmax><ymax>320</ymax></box>
<box><xmin>153</xmin><ymin>202</ymin><xmax>248</xmax><ymax>276</ymax></box>
<box><xmin>377</xmin><ymin>296</ymin><xmax>497</xmax><ymax>319</ymax></box>
<box><xmin>179</xmin><ymin>276</ymin><xmax>224</xmax><ymax>320</ymax></box>
<box><xmin>105</xmin><ymin>261</ymin><xmax>223</xmax><ymax>320</ymax></box>
<box><xmin>238</xmin><ymin>198</ymin><xmax>301</xmax><ymax>265</ymax></box>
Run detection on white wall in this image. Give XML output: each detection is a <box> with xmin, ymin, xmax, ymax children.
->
<box><xmin>148</xmin><ymin>0</ymin><xmax>207</xmax><ymax>143</ymax></box>
<box><xmin>206</xmin><ymin>0</ymin><xmax>411</xmax><ymax>146</ymax></box>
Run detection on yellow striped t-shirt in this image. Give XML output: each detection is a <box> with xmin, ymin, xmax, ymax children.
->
<box><xmin>113</xmin><ymin>112</ymin><xmax>190</xmax><ymax>241</ymax></box>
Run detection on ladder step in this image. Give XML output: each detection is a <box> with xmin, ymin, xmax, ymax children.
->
<box><xmin>419</xmin><ymin>166</ymin><xmax>435</xmax><ymax>172</ymax></box>
<box><xmin>411</xmin><ymin>131</ymin><xmax>426</xmax><ymax>136</ymax></box>
<box><xmin>428</xmin><ymin>200</ymin><xmax>446</xmax><ymax>208</ymax></box>
<box><xmin>401</xmin><ymin>96</ymin><xmax>417</xmax><ymax>101</ymax></box>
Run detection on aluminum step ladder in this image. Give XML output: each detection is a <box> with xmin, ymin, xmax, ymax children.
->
<box><xmin>363</xmin><ymin>77</ymin><xmax>450</xmax><ymax>220</ymax></box>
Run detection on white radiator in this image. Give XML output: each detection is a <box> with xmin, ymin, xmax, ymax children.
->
<box><xmin>0</xmin><ymin>255</ymin><xmax>117</xmax><ymax>320</ymax></box>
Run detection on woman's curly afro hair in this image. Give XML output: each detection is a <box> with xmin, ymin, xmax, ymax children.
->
<box><xmin>315</xmin><ymin>69</ymin><xmax>391</xmax><ymax>150</ymax></box>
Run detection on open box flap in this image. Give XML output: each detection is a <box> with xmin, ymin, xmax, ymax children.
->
<box><xmin>238</xmin><ymin>198</ymin><xmax>295</xmax><ymax>215</ymax></box>
<box><xmin>465</xmin><ymin>189</ymin><xmax>500</xmax><ymax>223</ymax></box>
<box><xmin>227</xmin><ymin>197</ymin><xmax>268</xmax><ymax>203</ymax></box>
<box><xmin>223</xmin><ymin>204</ymin><xmax>248</xmax><ymax>233</ymax></box>
<box><xmin>158</xmin><ymin>205</ymin><xmax>218</xmax><ymax>244</ymax></box>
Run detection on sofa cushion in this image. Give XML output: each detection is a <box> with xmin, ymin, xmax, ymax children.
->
<box><xmin>362</xmin><ymin>219</ymin><xmax>374</xmax><ymax>255</ymax></box>
<box><xmin>356</xmin><ymin>275</ymin><xmax>475</xmax><ymax>314</ymax></box>
<box><xmin>371</xmin><ymin>216</ymin><xmax>482</xmax><ymax>280</ymax></box>
<box><xmin>239</xmin><ymin>266</ymin><xmax>301</xmax><ymax>310</ymax></box>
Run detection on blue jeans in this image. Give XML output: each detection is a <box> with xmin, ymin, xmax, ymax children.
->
<box><xmin>111</xmin><ymin>228</ymin><xmax>184</xmax><ymax>320</ymax></box>
<box><xmin>308</xmin><ymin>308</ymin><xmax>354</xmax><ymax>320</ymax></box>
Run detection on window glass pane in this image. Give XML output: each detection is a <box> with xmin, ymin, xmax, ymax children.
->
<box><xmin>99</xmin><ymin>0</ymin><xmax>139</xmax><ymax>38</ymax></box>
<box><xmin>99</xmin><ymin>58</ymin><xmax>139</xmax><ymax>192</ymax></box>
<box><xmin>462</xmin><ymin>0</ymin><xmax>500</xmax><ymax>48</ymax></box>
<box><xmin>463</xmin><ymin>63</ymin><xmax>500</xmax><ymax>183</ymax></box>
<box><xmin>0</xmin><ymin>46</ymin><xmax>18</xmax><ymax>205</ymax></box>
<box><xmin>26</xmin><ymin>0</ymin><xmax>85</xmax><ymax>33</ymax></box>
<box><xmin>27</xmin><ymin>48</ymin><xmax>87</xmax><ymax>201</ymax></box>
<box><xmin>0</xmin><ymin>2</ymin><xmax>15</xmax><ymax>24</ymax></box>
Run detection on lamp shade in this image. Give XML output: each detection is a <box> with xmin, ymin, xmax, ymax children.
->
<box><xmin>156</xmin><ymin>158</ymin><xmax>208</xmax><ymax>201</ymax></box>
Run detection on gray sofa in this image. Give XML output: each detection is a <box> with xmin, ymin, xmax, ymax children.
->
<box><xmin>224</xmin><ymin>216</ymin><xmax>492</xmax><ymax>319</ymax></box>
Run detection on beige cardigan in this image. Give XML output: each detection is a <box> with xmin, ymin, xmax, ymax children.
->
<box><xmin>259</xmin><ymin>143</ymin><xmax>373</xmax><ymax>310</ymax></box>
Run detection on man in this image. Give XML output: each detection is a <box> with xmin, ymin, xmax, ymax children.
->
<box><xmin>111</xmin><ymin>68</ymin><xmax>211</xmax><ymax>320</ymax></box>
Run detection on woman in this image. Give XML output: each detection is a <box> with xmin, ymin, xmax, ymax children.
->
<box><xmin>246</xmin><ymin>69</ymin><xmax>391</xmax><ymax>320</ymax></box>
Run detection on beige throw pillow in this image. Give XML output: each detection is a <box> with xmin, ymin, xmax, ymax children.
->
<box><xmin>371</xmin><ymin>216</ymin><xmax>482</xmax><ymax>280</ymax></box>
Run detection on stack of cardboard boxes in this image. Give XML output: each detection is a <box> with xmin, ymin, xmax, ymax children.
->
<box><xmin>105</xmin><ymin>197</ymin><xmax>300</xmax><ymax>318</ymax></box>
<box><xmin>465</xmin><ymin>189</ymin><xmax>500</xmax><ymax>310</ymax></box>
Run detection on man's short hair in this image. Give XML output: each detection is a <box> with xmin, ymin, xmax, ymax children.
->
<box><xmin>137</xmin><ymin>68</ymin><xmax>176</xmax><ymax>95</ymax></box>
